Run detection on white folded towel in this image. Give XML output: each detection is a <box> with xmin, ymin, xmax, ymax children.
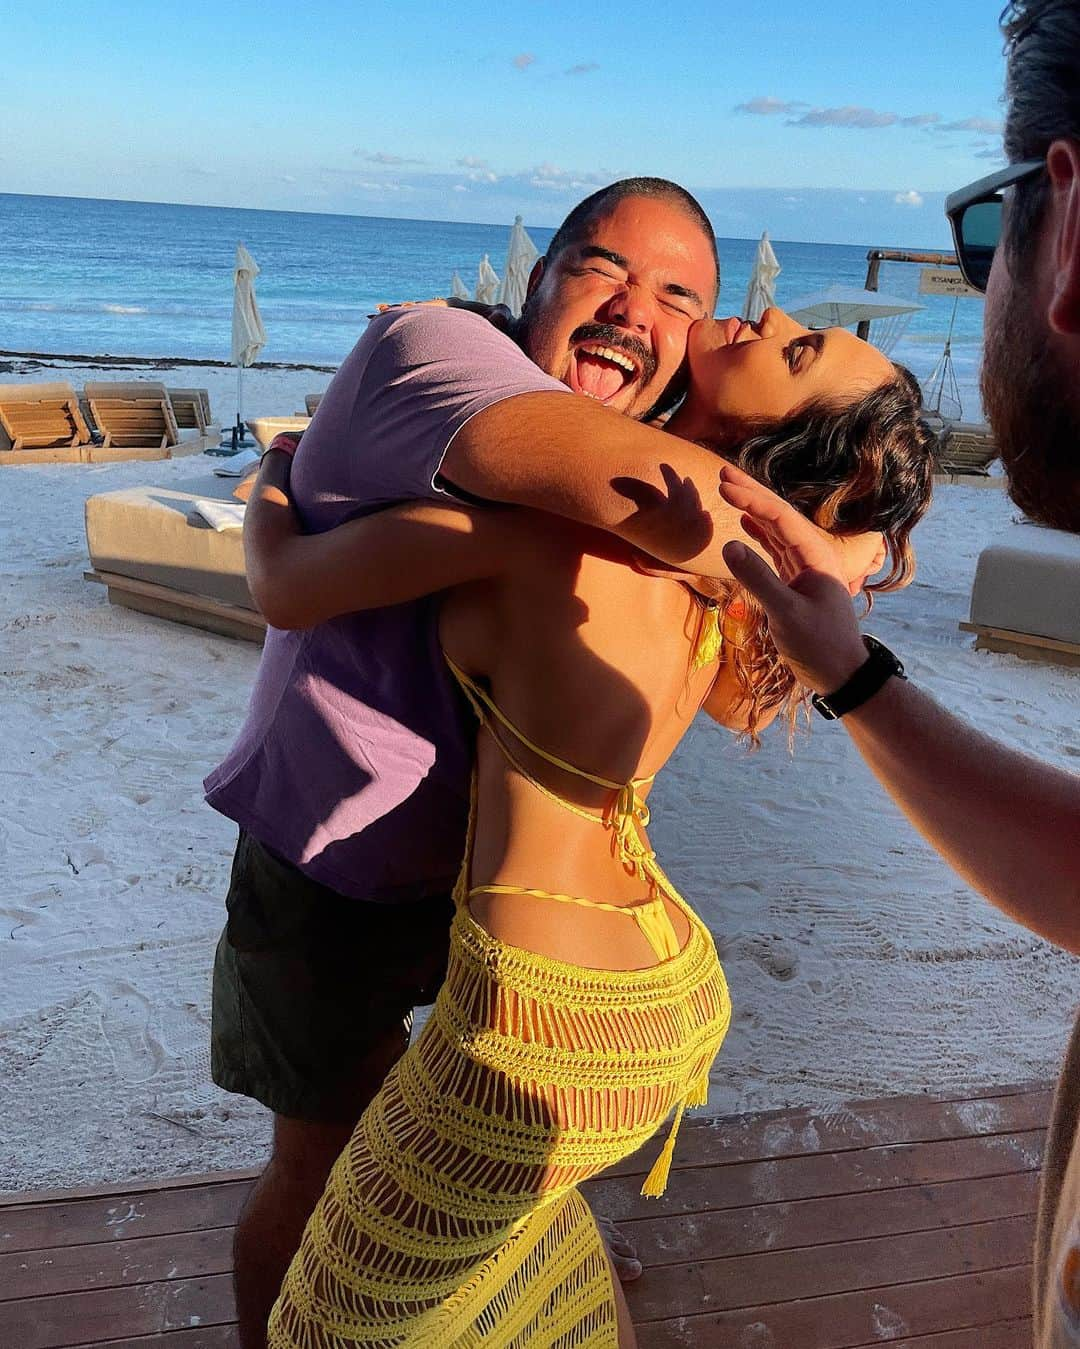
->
<box><xmin>190</xmin><ymin>499</ymin><xmax>246</xmax><ymax>532</ymax></box>
<box><xmin>211</xmin><ymin>447</ymin><xmax>262</xmax><ymax>477</ymax></box>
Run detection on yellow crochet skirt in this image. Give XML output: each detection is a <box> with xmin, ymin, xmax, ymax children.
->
<box><xmin>268</xmin><ymin>891</ymin><xmax>730</xmax><ymax>1348</ymax></box>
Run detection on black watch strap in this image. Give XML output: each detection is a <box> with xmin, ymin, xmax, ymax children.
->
<box><xmin>811</xmin><ymin>635</ymin><xmax>906</xmax><ymax>721</ymax></box>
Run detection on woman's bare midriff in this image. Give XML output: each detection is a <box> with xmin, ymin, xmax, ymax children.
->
<box><xmin>441</xmin><ymin>528</ymin><xmax>724</xmax><ymax>973</ymax></box>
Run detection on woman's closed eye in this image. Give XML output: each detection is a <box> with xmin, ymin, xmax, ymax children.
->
<box><xmin>784</xmin><ymin>334</ymin><xmax>823</xmax><ymax>373</ymax></box>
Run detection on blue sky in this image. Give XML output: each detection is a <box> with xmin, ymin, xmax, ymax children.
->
<box><xmin>3</xmin><ymin>0</ymin><xmax>1007</xmax><ymax>245</ymax></box>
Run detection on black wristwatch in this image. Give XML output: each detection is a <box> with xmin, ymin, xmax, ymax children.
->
<box><xmin>811</xmin><ymin>635</ymin><xmax>906</xmax><ymax>721</ymax></box>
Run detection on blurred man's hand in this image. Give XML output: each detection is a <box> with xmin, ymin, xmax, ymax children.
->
<box><xmin>718</xmin><ymin>462</ymin><xmax>870</xmax><ymax>694</ymax></box>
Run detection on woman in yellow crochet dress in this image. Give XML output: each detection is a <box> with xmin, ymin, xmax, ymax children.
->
<box><xmin>255</xmin><ymin>309</ymin><xmax>935</xmax><ymax>1348</ymax></box>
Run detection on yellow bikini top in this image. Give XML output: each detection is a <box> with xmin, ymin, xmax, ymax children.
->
<box><xmin>445</xmin><ymin>654</ymin><xmax>685</xmax><ymax>961</ymax></box>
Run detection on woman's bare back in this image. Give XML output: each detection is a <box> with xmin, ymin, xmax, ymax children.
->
<box><xmin>439</xmin><ymin>516</ymin><xmax>725</xmax><ymax>971</ymax></box>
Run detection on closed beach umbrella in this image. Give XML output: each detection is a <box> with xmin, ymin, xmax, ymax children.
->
<box><xmin>784</xmin><ymin>283</ymin><xmax>922</xmax><ymax>329</ymax></box>
<box><xmin>229</xmin><ymin>242</ymin><xmax>267</xmax><ymax>447</ymax></box>
<box><xmin>497</xmin><ymin>215</ymin><xmax>540</xmax><ymax>316</ymax></box>
<box><xmin>743</xmin><ymin>231</ymin><xmax>780</xmax><ymax>322</ymax></box>
<box><xmin>475</xmin><ymin>254</ymin><xmax>501</xmax><ymax>306</ymax></box>
<box><xmin>450</xmin><ymin>270</ymin><xmax>470</xmax><ymax>300</ymax></box>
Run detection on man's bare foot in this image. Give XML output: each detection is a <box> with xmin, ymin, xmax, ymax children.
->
<box><xmin>594</xmin><ymin>1212</ymin><xmax>642</xmax><ymax>1282</ymax></box>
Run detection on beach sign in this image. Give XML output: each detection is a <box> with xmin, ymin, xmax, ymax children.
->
<box><xmin>919</xmin><ymin>267</ymin><xmax>983</xmax><ymax>299</ymax></box>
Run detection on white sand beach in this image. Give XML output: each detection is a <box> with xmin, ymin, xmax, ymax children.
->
<box><xmin>1</xmin><ymin>356</ymin><xmax>1077</xmax><ymax>1195</ymax></box>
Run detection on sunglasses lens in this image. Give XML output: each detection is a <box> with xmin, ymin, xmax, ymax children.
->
<box><xmin>958</xmin><ymin>199</ymin><xmax>1000</xmax><ymax>291</ymax></box>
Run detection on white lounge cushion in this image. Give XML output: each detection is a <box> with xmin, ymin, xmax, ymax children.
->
<box><xmin>969</xmin><ymin>523</ymin><xmax>1080</xmax><ymax>646</ymax></box>
<box><xmin>85</xmin><ymin>474</ymin><xmax>253</xmax><ymax>610</ymax></box>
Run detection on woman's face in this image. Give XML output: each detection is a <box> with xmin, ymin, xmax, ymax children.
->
<box><xmin>679</xmin><ymin>307</ymin><xmax>895</xmax><ymax>437</ymax></box>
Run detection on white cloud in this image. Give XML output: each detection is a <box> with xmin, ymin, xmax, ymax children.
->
<box><xmin>526</xmin><ymin>162</ymin><xmax>605</xmax><ymax>191</ymax></box>
<box><xmin>795</xmin><ymin>105</ymin><xmax>897</xmax><ymax>129</ymax></box>
<box><xmin>936</xmin><ymin>116</ymin><xmax>1003</xmax><ymax>135</ymax></box>
<box><xmin>894</xmin><ymin>189</ymin><xmax>924</xmax><ymax>207</ymax></box>
<box><xmin>453</xmin><ymin>183</ymin><xmax>467</xmax><ymax>192</ymax></box>
<box><xmin>735</xmin><ymin>96</ymin><xmax>803</xmax><ymax>116</ymax></box>
<box><xmin>359</xmin><ymin>150</ymin><xmax>425</xmax><ymax>166</ymax></box>
<box><xmin>457</xmin><ymin>155</ymin><xmax>497</xmax><ymax>183</ymax></box>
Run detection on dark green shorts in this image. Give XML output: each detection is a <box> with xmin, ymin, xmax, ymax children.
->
<box><xmin>211</xmin><ymin>830</ymin><xmax>454</xmax><ymax>1123</ymax></box>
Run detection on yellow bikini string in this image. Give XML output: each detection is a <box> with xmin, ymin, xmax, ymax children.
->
<box><xmin>445</xmin><ymin>656</ymin><xmax>656</xmax><ymax>874</ymax></box>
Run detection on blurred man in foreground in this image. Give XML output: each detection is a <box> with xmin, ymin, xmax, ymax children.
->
<box><xmin>718</xmin><ymin>3</ymin><xmax>1080</xmax><ymax>1340</ymax></box>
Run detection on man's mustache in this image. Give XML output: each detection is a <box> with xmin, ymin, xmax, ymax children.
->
<box><xmin>569</xmin><ymin>324</ymin><xmax>657</xmax><ymax>386</ymax></box>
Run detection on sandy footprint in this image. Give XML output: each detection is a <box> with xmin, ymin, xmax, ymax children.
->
<box><xmin>99</xmin><ymin>981</ymin><xmax>165</xmax><ymax>1083</ymax></box>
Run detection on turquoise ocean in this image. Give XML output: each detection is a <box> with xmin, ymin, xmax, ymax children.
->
<box><xmin>0</xmin><ymin>193</ymin><xmax>986</xmax><ymax>419</ymax></box>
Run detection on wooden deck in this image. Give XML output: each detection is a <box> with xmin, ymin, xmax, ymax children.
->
<box><xmin>0</xmin><ymin>1082</ymin><xmax>1048</xmax><ymax>1347</ymax></box>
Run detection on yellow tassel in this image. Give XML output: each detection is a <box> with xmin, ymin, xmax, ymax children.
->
<box><xmin>691</xmin><ymin>602</ymin><xmax>723</xmax><ymax>670</ymax></box>
<box><xmin>686</xmin><ymin>1074</ymin><xmax>710</xmax><ymax>1108</ymax></box>
<box><xmin>640</xmin><ymin>1103</ymin><xmax>685</xmax><ymax>1198</ymax></box>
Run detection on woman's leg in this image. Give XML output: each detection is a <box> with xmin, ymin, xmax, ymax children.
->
<box><xmin>605</xmin><ymin>1247</ymin><xmax>639</xmax><ymax>1349</ymax></box>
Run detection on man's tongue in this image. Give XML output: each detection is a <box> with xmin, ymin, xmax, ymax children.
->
<box><xmin>576</xmin><ymin>351</ymin><xmax>629</xmax><ymax>402</ymax></box>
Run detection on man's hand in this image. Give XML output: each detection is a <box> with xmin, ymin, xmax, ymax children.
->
<box><xmin>718</xmin><ymin>462</ymin><xmax>869</xmax><ymax>694</ymax></box>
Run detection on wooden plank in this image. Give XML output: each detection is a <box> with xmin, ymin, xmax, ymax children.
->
<box><xmin>633</xmin><ymin>1264</ymin><xmax>1031</xmax><ymax>1348</ymax></box>
<box><xmin>626</xmin><ymin>1214</ymin><xmax>1033</xmax><ymax>1321</ymax></box>
<box><xmin>583</xmin><ymin>1129</ymin><xmax>1045</xmax><ymax>1223</ymax></box>
<box><xmin>0</xmin><ymin>1225</ymin><xmax>234</xmax><ymax>1301</ymax></box>
<box><xmin>0</xmin><ymin>1273</ymin><xmax>235</xmax><ymax>1349</ymax></box>
<box><xmin>960</xmin><ymin>621</ymin><xmax>1080</xmax><ymax>668</ymax></box>
<box><xmin>604</xmin><ymin>1086</ymin><xmax>1052</xmax><ymax>1178</ymax></box>
<box><xmin>0</xmin><ymin>1180</ymin><xmax>252</xmax><ymax>1254</ymax></box>
<box><xmin>73</xmin><ymin>1329</ymin><xmax>237</xmax><ymax>1349</ymax></box>
<box><xmin>0</xmin><ymin>1168</ymin><xmax>259</xmax><ymax>1208</ymax></box>
<box><xmin>618</xmin><ymin>1169</ymin><xmax>1038</xmax><ymax>1268</ymax></box>
<box><xmin>852</xmin><ymin>1325</ymin><xmax>1032</xmax><ymax>1349</ymax></box>
<box><xmin>84</xmin><ymin>570</ymin><xmax>266</xmax><ymax>643</ymax></box>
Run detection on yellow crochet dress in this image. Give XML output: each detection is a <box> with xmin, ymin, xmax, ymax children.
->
<box><xmin>268</xmin><ymin>659</ymin><xmax>731</xmax><ymax>1349</ymax></box>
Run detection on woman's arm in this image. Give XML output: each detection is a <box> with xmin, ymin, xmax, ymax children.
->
<box><xmin>244</xmin><ymin>449</ymin><xmax>521</xmax><ymax>628</ymax></box>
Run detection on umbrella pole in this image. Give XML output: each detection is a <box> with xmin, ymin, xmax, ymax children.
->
<box><xmin>232</xmin><ymin>365</ymin><xmax>251</xmax><ymax>450</ymax></box>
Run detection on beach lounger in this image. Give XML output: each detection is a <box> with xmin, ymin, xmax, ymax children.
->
<box><xmin>84</xmin><ymin>472</ymin><xmax>264</xmax><ymax>642</ymax></box>
<box><xmin>84</xmin><ymin>380</ymin><xmax>180</xmax><ymax>450</ymax></box>
<box><xmin>167</xmin><ymin>386</ymin><xmax>214</xmax><ymax>432</ymax></box>
<box><xmin>934</xmin><ymin>420</ymin><xmax>998</xmax><ymax>476</ymax></box>
<box><xmin>246</xmin><ymin>414</ymin><xmax>311</xmax><ymax>449</ymax></box>
<box><xmin>305</xmin><ymin>393</ymin><xmax>323</xmax><ymax>415</ymax></box>
<box><xmin>960</xmin><ymin>522</ymin><xmax>1080</xmax><ymax>667</ymax></box>
<box><xmin>81</xmin><ymin>380</ymin><xmax>214</xmax><ymax>461</ymax></box>
<box><xmin>0</xmin><ymin>381</ymin><xmax>93</xmax><ymax>461</ymax></box>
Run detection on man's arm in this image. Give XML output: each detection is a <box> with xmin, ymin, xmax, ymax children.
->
<box><xmin>717</xmin><ymin>463</ymin><xmax>1080</xmax><ymax>953</ymax></box>
<box><xmin>245</xmin><ymin>449</ymin><xmax>521</xmax><ymax>628</ymax></box>
<box><xmin>444</xmin><ymin>392</ymin><xmax>881</xmax><ymax>587</ymax></box>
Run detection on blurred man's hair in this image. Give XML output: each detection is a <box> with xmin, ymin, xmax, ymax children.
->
<box><xmin>1001</xmin><ymin>0</ymin><xmax>1080</xmax><ymax>273</ymax></box>
<box><xmin>544</xmin><ymin>178</ymin><xmax>720</xmax><ymax>305</ymax></box>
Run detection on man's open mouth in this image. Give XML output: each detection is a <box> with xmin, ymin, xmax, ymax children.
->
<box><xmin>569</xmin><ymin>342</ymin><xmax>642</xmax><ymax>403</ymax></box>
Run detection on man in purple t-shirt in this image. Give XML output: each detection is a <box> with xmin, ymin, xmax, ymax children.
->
<box><xmin>207</xmin><ymin>177</ymin><xmax>873</xmax><ymax>1343</ymax></box>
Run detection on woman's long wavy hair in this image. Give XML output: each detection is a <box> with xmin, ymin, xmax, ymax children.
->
<box><xmin>706</xmin><ymin>364</ymin><xmax>935</xmax><ymax>743</ymax></box>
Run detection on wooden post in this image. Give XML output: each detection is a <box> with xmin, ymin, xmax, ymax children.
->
<box><xmin>856</xmin><ymin>253</ymin><xmax>882</xmax><ymax>341</ymax></box>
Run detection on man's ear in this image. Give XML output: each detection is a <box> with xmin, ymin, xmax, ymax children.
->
<box><xmin>522</xmin><ymin>257</ymin><xmax>546</xmax><ymax>309</ymax></box>
<box><xmin>1047</xmin><ymin>138</ymin><xmax>1080</xmax><ymax>336</ymax></box>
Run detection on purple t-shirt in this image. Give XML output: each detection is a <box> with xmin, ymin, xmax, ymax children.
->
<box><xmin>204</xmin><ymin>308</ymin><xmax>568</xmax><ymax>901</ymax></box>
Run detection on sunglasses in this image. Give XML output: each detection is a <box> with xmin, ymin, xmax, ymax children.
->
<box><xmin>945</xmin><ymin>159</ymin><xmax>1045</xmax><ymax>292</ymax></box>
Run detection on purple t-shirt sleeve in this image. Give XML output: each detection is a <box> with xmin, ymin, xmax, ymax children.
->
<box><xmin>291</xmin><ymin>307</ymin><xmax>570</xmax><ymax>531</ymax></box>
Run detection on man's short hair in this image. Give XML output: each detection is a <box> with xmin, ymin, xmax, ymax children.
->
<box><xmin>544</xmin><ymin>178</ymin><xmax>720</xmax><ymax>304</ymax></box>
<box><xmin>1001</xmin><ymin>0</ymin><xmax>1080</xmax><ymax>271</ymax></box>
